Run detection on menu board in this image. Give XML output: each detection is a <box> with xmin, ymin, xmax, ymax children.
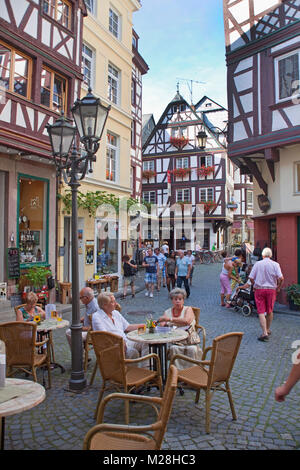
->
<box><xmin>7</xmin><ymin>247</ymin><xmax>20</xmax><ymax>279</ymax></box>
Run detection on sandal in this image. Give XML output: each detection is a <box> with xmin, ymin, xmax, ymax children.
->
<box><xmin>267</xmin><ymin>330</ymin><xmax>271</xmax><ymax>336</ymax></box>
<box><xmin>258</xmin><ymin>335</ymin><xmax>269</xmax><ymax>342</ymax></box>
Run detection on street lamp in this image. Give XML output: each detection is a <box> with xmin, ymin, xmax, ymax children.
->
<box><xmin>196</xmin><ymin>126</ymin><xmax>208</xmax><ymax>150</ymax></box>
<box><xmin>47</xmin><ymin>89</ymin><xmax>110</xmax><ymax>392</ymax></box>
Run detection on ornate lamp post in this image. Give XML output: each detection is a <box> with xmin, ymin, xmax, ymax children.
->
<box><xmin>196</xmin><ymin>126</ymin><xmax>208</xmax><ymax>150</ymax></box>
<box><xmin>47</xmin><ymin>89</ymin><xmax>110</xmax><ymax>392</ymax></box>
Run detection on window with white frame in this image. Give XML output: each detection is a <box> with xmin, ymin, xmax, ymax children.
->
<box><xmin>106</xmin><ymin>132</ymin><xmax>118</xmax><ymax>182</ymax></box>
<box><xmin>176</xmin><ymin>157</ymin><xmax>189</xmax><ymax>169</ymax></box>
<box><xmin>109</xmin><ymin>7</ymin><xmax>121</xmax><ymax>39</ymax></box>
<box><xmin>246</xmin><ymin>190</ymin><xmax>253</xmax><ymax>209</ymax></box>
<box><xmin>275</xmin><ymin>50</ymin><xmax>300</xmax><ymax>102</ymax></box>
<box><xmin>82</xmin><ymin>43</ymin><xmax>94</xmax><ymax>89</ymax></box>
<box><xmin>172</xmin><ymin>104</ymin><xmax>186</xmax><ymax>113</ymax></box>
<box><xmin>142</xmin><ymin>191</ymin><xmax>156</xmax><ymax>204</ymax></box>
<box><xmin>108</xmin><ymin>63</ymin><xmax>120</xmax><ymax>105</ymax></box>
<box><xmin>200</xmin><ymin>187</ymin><xmax>214</xmax><ymax>202</ymax></box>
<box><xmin>176</xmin><ymin>188</ymin><xmax>190</xmax><ymax>202</ymax></box>
<box><xmin>200</xmin><ymin>155</ymin><xmax>213</xmax><ymax>167</ymax></box>
<box><xmin>295</xmin><ymin>162</ymin><xmax>300</xmax><ymax>193</ymax></box>
<box><xmin>85</xmin><ymin>0</ymin><xmax>95</xmax><ymax>14</ymax></box>
<box><xmin>143</xmin><ymin>161</ymin><xmax>155</xmax><ymax>171</ymax></box>
<box><xmin>171</xmin><ymin>126</ymin><xmax>187</xmax><ymax>138</ymax></box>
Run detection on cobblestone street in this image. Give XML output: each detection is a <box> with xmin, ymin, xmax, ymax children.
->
<box><xmin>2</xmin><ymin>263</ymin><xmax>300</xmax><ymax>451</ymax></box>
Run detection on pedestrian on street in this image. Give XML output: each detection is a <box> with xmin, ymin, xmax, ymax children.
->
<box><xmin>219</xmin><ymin>251</ymin><xmax>240</xmax><ymax>307</ymax></box>
<box><xmin>121</xmin><ymin>254</ymin><xmax>137</xmax><ymax>299</ymax></box>
<box><xmin>161</xmin><ymin>241</ymin><xmax>169</xmax><ymax>256</ymax></box>
<box><xmin>249</xmin><ymin>247</ymin><xmax>284</xmax><ymax>342</ymax></box>
<box><xmin>275</xmin><ymin>352</ymin><xmax>300</xmax><ymax>402</ymax></box>
<box><xmin>143</xmin><ymin>248</ymin><xmax>159</xmax><ymax>298</ymax></box>
<box><xmin>186</xmin><ymin>249</ymin><xmax>195</xmax><ymax>286</ymax></box>
<box><xmin>175</xmin><ymin>249</ymin><xmax>192</xmax><ymax>298</ymax></box>
<box><xmin>154</xmin><ymin>248</ymin><xmax>166</xmax><ymax>291</ymax></box>
<box><xmin>165</xmin><ymin>250</ymin><xmax>176</xmax><ymax>292</ymax></box>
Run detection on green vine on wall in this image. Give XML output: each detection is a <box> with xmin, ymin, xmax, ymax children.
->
<box><xmin>57</xmin><ymin>190</ymin><xmax>139</xmax><ymax>218</ymax></box>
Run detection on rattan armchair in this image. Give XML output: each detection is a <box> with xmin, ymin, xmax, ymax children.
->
<box><xmin>90</xmin><ymin>331</ymin><xmax>163</xmax><ymax>424</ymax></box>
<box><xmin>0</xmin><ymin>321</ymin><xmax>52</xmax><ymax>388</ymax></box>
<box><xmin>191</xmin><ymin>307</ymin><xmax>206</xmax><ymax>352</ymax></box>
<box><xmin>83</xmin><ymin>364</ymin><xmax>178</xmax><ymax>450</ymax></box>
<box><xmin>170</xmin><ymin>331</ymin><xmax>243</xmax><ymax>433</ymax></box>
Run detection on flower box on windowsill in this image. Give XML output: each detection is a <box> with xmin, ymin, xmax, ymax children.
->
<box><xmin>173</xmin><ymin>168</ymin><xmax>191</xmax><ymax>179</ymax></box>
<box><xmin>142</xmin><ymin>170</ymin><xmax>157</xmax><ymax>179</ymax></box>
<box><xmin>170</xmin><ymin>136</ymin><xmax>189</xmax><ymax>149</ymax></box>
<box><xmin>202</xmin><ymin>201</ymin><xmax>217</xmax><ymax>213</ymax></box>
<box><xmin>197</xmin><ymin>166</ymin><xmax>215</xmax><ymax>178</ymax></box>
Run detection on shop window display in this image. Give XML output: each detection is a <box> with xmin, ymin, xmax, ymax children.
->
<box><xmin>96</xmin><ymin>220</ymin><xmax>118</xmax><ymax>274</ymax></box>
<box><xmin>18</xmin><ymin>177</ymin><xmax>48</xmax><ymax>265</ymax></box>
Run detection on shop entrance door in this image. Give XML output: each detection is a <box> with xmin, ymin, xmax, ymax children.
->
<box><xmin>269</xmin><ymin>219</ymin><xmax>277</xmax><ymax>261</ymax></box>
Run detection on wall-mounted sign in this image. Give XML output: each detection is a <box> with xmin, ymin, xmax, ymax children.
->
<box><xmin>7</xmin><ymin>247</ymin><xmax>20</xmax><ymax>279</ymax></box>
<box><xmin>257</xmin><ymin>194</ymin><xmax>271</xmax><ymax>213</ymax></box>
<box><xmin>227</xmin><ymin>203</ymin><xmax>238</xmax><ymax>210</ymax></box>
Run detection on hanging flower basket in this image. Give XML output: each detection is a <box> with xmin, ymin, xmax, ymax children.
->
<box><xmin>170</xmin><ymin>136</ymin><xmax>189</xmax><ymax>149</ymax></box>
<box><xmin>197</xmin><ymin>165</ymin><xmax>215</xmax><ymax>177</ymax></box>
<box><xmin>202</xmin><ymin>201</ymin><xmax>217</xmax><ymax>213</ymax></box>
<box><xmin>142</xmin><ymin>170</ymin><xmax>157</xmax><ymax>179</ymax></box>
<box><xmin>173</xmin><ymin>168</ymin><xmax>190</xmax><ymax>179</ymax></box>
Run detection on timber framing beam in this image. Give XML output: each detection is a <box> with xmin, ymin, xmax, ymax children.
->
<box><xmin>245</xmin><ymin>158</ymin><xmax>268</xmax><ymax>195</ymax></box>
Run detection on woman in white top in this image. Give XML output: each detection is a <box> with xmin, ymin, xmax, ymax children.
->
<box><xmin>158</xmin><ymin>288</ymin><xmax>201</xmax><ymax>369</ymax></box>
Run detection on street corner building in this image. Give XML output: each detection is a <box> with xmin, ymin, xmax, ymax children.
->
<box><xmin>223</xmin><ymin>0</ymin><xmax>300</xmax><ymax>303</ymax></box>
<box><xmin>0</xmin><ymin>0</ymin><xmax>87</xmax><ymax>301</ymax></box>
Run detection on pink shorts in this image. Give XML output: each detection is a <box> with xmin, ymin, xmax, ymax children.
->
<box><xmin>220</xmin><ymin>273</ymin><xmax>232</xmax><ymax>295</ymax></box>
<box><xmin>254</xmin><ymin>289</ymin><xmax>277</xmax><ymax>314</ymax></box>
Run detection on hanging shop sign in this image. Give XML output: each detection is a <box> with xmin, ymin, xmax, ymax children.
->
<box><xmin>257</xmin><ymin>194</ymin><xmax>271</xmax><ymax>213</ymax></box>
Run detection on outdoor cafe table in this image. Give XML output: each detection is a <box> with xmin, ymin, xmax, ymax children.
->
<box><xmin>126</xmin><ymin>328</ymin><xmax>188</xmax><ymax>385</ymax></box>
<box><xmin>35</xmin><ymin>318</ymin><xmax>69</xmax><ymax>374</ymax></box>
<box><xmin>0</xmin><ymin>378</ymin><xmax>46</xmax><ymax>450</ymax></box>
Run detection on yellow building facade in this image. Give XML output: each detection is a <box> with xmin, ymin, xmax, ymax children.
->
<box><xmin>57</xmin><ymin>0</ymin><xmax>141</xmax><ymax>289</ymax></box>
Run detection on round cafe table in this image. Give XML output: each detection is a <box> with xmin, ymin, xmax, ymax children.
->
<box><xmin>35</xmin><ymin>318</ymin><xmax>69</xmax><ymax>374</ymax></box>
<box><xmin>127</xmin><ymin>328</ymin><xmax>188</xmax><ymax>385</ymax></box>
<box><xmin>0</xmin><ymin>378</ymin><xmax>46</xmax><ymax>450</ymax></box>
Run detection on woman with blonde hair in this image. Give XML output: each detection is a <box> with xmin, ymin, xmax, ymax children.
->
<box><xmin>16</xmin><ymin>292</ymin><xmax>46</xmax><ymax>322</ymax></box>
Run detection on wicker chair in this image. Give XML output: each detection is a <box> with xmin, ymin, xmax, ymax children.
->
<box><xmin>191</xmin><ymin>307</ymin><xmax>206</xmax><ymax>352</ymax></box>
<box><xmin>0</xmin><ymin>321</ymin><xmax>52</xmax><ymax>388</ymax></box>
<box><xmin>91</xmin><ymin>331</ymin><xmax>163</xmax><ymax>424</ymax></box>
<box><xmin>15</xmin><ymin>303</ymin><xmax>55</xmax><ymax>362</ymax></box>
<box><xmin>84</xmin><ymin>314</ymin><xmax>94</xmax><ymax>372</ymax></box>
<box><xmin>170</xmin><ymin>331</ymin><xmax>244</xmax><ymax>433</ymax></box>
<box><xmin>83</xmin><ymin>364</ymin><xmax>178</xmax><ymax>450</ymax></box>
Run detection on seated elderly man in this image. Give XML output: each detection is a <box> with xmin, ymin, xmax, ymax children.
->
<box><xmin>66</xmin><ymin>287</ymin><xmax>99</xmax><ymax>349</ymax></box>
<box><xmin>92</xmin><ymin>292</ymin><xmax>147</xmax><ymax>359</ymax></box>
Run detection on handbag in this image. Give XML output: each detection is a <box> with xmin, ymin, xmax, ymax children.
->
<box><xmin>172</xmin><ymin>324</ymin><xmax>200</xmax><ymax>346</ymax></box>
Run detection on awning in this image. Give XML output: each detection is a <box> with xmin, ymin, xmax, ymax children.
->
<box><xmin>232</xmin><ymin>221</ymin><xmax>241</xmax><ymax>229</ymax></box>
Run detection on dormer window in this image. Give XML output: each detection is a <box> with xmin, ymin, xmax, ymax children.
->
<box><xmin>43</xmin><ymin>0</ymin><xmax>72</xmax><ymax>30</ymax></box>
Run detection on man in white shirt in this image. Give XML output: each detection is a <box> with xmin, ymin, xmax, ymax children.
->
<box><xmin>161</xmin><ymin>242</ymin><xmax>169</xmax><ymax>255</ymax></box>
<box><xmin>186</xmin><ymin>250</ymin><xmax>195</xmax><ymax>286</ymax></box>
<box><xmin>92</xmin><ymin>292</ymin><xmax>147</xmax><ymax>359</ymax></box>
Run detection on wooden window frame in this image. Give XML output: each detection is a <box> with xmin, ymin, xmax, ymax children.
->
<box><xmin>108</xmin><ymin>63</ymin><xmax>120</xmax><ymax>105</ymax></box>
<box><xmin>142</xmin><ymin>191</ymin><xmax>156</xmax><ymax>204</ymax></box>
<box><xmin>43</xmin><ymin>0</ymin><xmax>72</xmax><ymax>30</ymax></box>
<box><xmin>176</xmin><ymin>188</ymin><xmax>190</xmax><ymax>202</ymax></box>
<box><xmin>0</xmin><ymin>40</ymin><xmax>32</xmax><ymax>100</ymax></box>
<box><xmin>40</xmin><ymin>66</ymin><xmax>68</xmax><ymax>113</ymax></box>
<box><xmin>82</xmin><ymin>43</ymin><xmax>95</xmax><ymax>89</ymax></box>
<box><xmin>143</xmin><ymin>160</ymin><xmax>155</xmax><ymax>172</ymax></box>
<box><xmin>274</xmin><ymin>49</ymin><xmax>300</xmax><ymax>103</ymax></box>
<box><xmin>176</xmin><ymin>157</ymin><xmax>189</xmax><ymax>169</ymax></box>
<box><xmin>200</xmin><ymin>187</ymin><xmax>215</xmax><ymax>202</ymax></box>
<box><xmin>109</xmin><ymin>7</ymin><xmax>121</xmax><ymax>40</ymax></box>
<box><xmin>295</xmin><ymin>162</ymin><xmax>300</xmax><ymax>194</ymax></box>
<box><xmin>106</xmin><ymin>131</ymin><xmax>118</xmax><ymax>182</ymax></box>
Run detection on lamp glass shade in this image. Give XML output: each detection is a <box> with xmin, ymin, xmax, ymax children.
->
<box><xmin>72</xmin><ymin>91</ymin><xmax>110</xmax><ymax>142</ymax></box>
<box><xmin>197</xmin><ymin>129</ymin><xmax>208</xmax><ymax>150</ymax></box>
<box><xmin>47</xmin><ymin>116</ymin><xmax>75</xmax><ymax>157</ymax></box>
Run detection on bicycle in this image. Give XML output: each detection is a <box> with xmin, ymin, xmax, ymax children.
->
<box><xmin>198</xmin><ymin>250</ymin><xmax>212</xmax><ymax>264</ymax></box>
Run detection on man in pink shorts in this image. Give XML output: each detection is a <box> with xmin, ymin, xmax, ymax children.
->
<box><xmin>249</xmin><ymin>247</ymin><xmax>284</xmax><ymax>342</ymax></box>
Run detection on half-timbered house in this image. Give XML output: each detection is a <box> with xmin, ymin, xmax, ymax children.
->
<box><xmin>223</xmin><ymin>0</ymin><xmax>300</xmax><ymax>299</ymax></box>
<box><xmin>0</xmin><ymin>0</ymin><xmax>86</xmax><ymax>298</ymax></box>
<box><xmin>142</xmin><ymin>92</ymin><xmax>235</xmax><ymax>251</ymax></box>
<box><xmin>131</xmin><ymin>29</ymin><xmax>149</xmax><ymax>200</ymax></box>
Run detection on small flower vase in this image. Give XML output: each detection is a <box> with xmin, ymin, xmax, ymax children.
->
<box><xmin>149</xmin><ymin>326</ymin><xmax>155</xmax><ymax>334</ymax></box>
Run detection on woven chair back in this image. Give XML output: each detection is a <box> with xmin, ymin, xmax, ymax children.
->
<box><xmin>14</xmin><ymin>303</ymin><xmax>43</xmax><ymax>319</ymax></box>
<box><xmin>208</xmin><ymin>332</ymin><xmax>243</xmax><ymax>387</ymax></box>
<box><xmin>154</xmin><ymin>365</ymin><xmax>178</xmax><ymax>449</ymax></box>
<box><xmin>191</xmin><ymin>307</ymin><xmax>200</xmax><ymax>324</ymax></box>
<box><xmin>91</xmin><ymin>331</ymin><xmax>126</xmax><ymax>385</ymax></box>
<box><xmin>0</xmin><ymin>321</ymin><xmax>36</xmax><ymax>366</ymax></box>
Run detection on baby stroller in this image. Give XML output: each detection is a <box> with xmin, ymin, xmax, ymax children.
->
<box><xmin>229</xmin><ymin>285</ymin><xmax>257</xmax><ymax>317</ymax></box>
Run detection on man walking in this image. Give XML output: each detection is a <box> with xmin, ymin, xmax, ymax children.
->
<box><xmin>143</xmin><ymin>248</ymin><xmax>159</xmax><ymax>298</ymax></box>
<box><xmin>249</xmin><ymin>247</ymin><xmax>284</xmax><ymax>342</ymax></box>
<box><xmin>175</xmin><ymin>249</ymin><xmax>192</xmax><ymax>298</ymax></box>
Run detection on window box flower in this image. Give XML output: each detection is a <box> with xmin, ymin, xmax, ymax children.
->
<box><xmin>142</xmin><ymin>170</ymin><xmax>157</xmax><ymax>179</ymax></box>
<box><xmin>170</xmin><ymin>136</ymin><xmax>189</xmax><ymax>149</ymax></box>
<box><xmin>202</xmin><ymin>201</ymin><xmax>217</xmax><ymax>213</ymax></box>
<box><xmin>173</xmin><ymin>168</ymin><xmax>190</xmax><ymax>179</ymax></box>
<box><xmin>197</xmin><ymin>165</ymin><xmax>215</xmax><ymax>177</ymax></box>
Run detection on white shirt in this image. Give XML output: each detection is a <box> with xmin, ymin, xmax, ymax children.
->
<box><xmin>92</xmin><ymin>309</ymin><xmax>129</xmax><ymax>342</ymax></box>
<box><xmin>161</xmin><ymin>244</ymin><xmax>169</xmax><ymax>254</ymax></box>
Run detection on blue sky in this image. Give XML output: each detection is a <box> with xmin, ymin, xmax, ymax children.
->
<box><xmin>133</xmin><ymin>0</ymin><xmax>227</xmax><ymax>121</ymax></box>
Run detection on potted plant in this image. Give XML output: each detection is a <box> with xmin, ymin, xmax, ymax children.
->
<box><xmin>202</xmin><ymin>201</ymin><xmax>217</xmax><ymax>213</ymax></box>
<box><xmin>170</xmin><ymin>136</ymin><xmax>189</xmax><ymax>149</ymax></box>
<box><xmin>285</xmin><ymin>284</ymin><xmax>300</xmax><ymax>311</ymax></box>
<box><xmin>173</xmin><ymin>168</ymin><xmax>190</xmax><ymax>179</ymax></box>
<box><xmin>142</xmin><ymin>170</ymin><xmax>156</xmax><ymax>179</ymax></box>
<box><xmin>197</xmin><ymin>165</ymin><xmax>215</xmax><ymax>177</ymax></box>
<box><xmin>21</xmin><ymin>266</ymin><xmax>52</xmax><ymax>304</ymax></box>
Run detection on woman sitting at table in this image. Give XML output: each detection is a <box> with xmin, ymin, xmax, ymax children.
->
<box><xmin>16</xmin><ymin>292</ymin><xmax>46</xmax><ymax>322</ymax></box>
<box><xmin>158</xmin><ymin>288</ymin><xmax>202</xmax><ymax>369</ymax></box>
